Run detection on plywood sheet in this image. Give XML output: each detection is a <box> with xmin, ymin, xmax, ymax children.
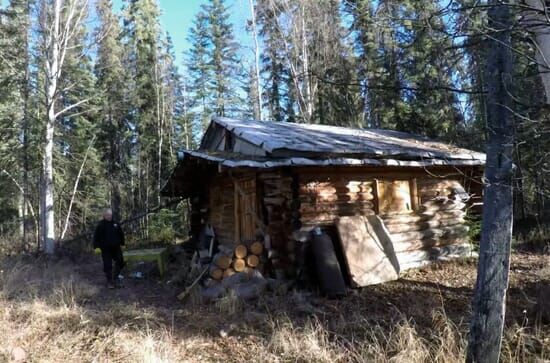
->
<box><xmin>336</xmin><ymin>215</ymin><xmax>400</xmax><ymax>286</ymax></box>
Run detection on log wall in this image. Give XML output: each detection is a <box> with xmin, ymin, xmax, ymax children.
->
<box><xmin>291</xmin><ymin>167</ymin><xmax>477</xmax><ymax>274</ymax></box>
<box><xmin>295</xmin><ymin>172</ymin><xmax>376</xmax><ymax>227</ymax></box>
<box><xmin>382</xmin><ymin>176</ymin><xmax>471</xmax><ymax>270</ymax></box>
<box><xmin>199</xmin><ymin>165</ymin><xmax>482</xmax><ymax>278</ymax></box>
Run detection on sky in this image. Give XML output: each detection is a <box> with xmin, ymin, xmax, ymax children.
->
<box><xmin>112</xmin><ymin>0</ymin><xmax>254</xmax><ymax>66</ymax></box>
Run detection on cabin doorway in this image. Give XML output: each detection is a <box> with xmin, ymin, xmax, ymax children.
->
<box><xmin>234</xmin><ymin>176</ymin><xmax>258</xmax><ymax>244</ymax></box>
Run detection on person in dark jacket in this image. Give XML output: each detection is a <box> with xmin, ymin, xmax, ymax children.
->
<box><xmin>93</xmin><ymin>208</ymin><xmax>125</xmax><ymax>288</ymax></box>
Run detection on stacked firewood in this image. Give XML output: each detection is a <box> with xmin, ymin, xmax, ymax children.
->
<box><xmin>208</xmin><ymin>241</ymin><xmax>264</xmax><ymax>281</ymax></box>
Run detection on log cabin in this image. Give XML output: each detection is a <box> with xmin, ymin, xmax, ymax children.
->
<box><xmin>163</xmin><ymin>116</ymin><xmax>485</xmax><ymax>287</ymax></box>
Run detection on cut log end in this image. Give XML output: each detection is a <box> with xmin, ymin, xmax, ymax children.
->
<box><xmin>233</xmin><ymin>258</ymin><xmax>246</xmax><ymax>272</ymax></box>
<box><xmin>223</xmin><ymin>268</ymin><xmax>236</xmax><ymax>278</ymax></box>
<box><xmin>250</xmin><ymin>241</ymin><xmax>264</xmax><ymax>255</ymax></box>
<box><xmin>234</xmin><ymin>244</ymin><xmax>248</xmax><ymax>259</ymax></box>
<box><xmin>209</xmin><ymin>266</ymin><xmax>223</xmax><ymax>280</ymax></box>
<box><xmin>247</xmin><ymin>254</ymin><xmax>260</xmax><ymax>267</ymax></box>
<box><xmin>214</xmin><ymin>254</ymin><xmax>232</xmax><ymax>270</ymax></box>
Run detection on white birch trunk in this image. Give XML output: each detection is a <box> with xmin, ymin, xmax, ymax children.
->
<box><xmin>42</xmin><ymin>0</ymin><xmax>62</xmax><ymax>254</ymax></box>
<box><xmin>249</xmin><ymin>0</ymin><xmax>263</xmax><ymax>120</ymax></box>
<box><xmin>40</xmin><ymin>0</ymin><xmax>88</xmax><ymax>253</ymax></box>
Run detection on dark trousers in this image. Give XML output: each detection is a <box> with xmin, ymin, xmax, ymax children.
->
<box><xmin>101</xmin><ymin>244</ymin><xmax>125</xmax><ymax>282</ymax></box>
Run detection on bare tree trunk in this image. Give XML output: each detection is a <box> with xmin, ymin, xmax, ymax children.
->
<box><xmin>60</xmin><ymin>136</ymin><xmax>95</xmax><ymax>240</ymax></box>
<box><xmin>249</xmin><ymin>0</ymin><xmax>263</xmax><ymax>120</ymax></box>
<box><xmin>467</xmin><ymin>2</ymin><xmax>514</xmax><ymax>362</ymax></box>
<box><xmin>525</xmin><ymin>0</ymin><xmax>550</xmax><ymax>104</ymax></box>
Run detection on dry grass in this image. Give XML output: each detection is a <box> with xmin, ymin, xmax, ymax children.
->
<box><xmin>0</xmin><ymin>254</ymin><xmax>548</xmax><ymax>362</ymax></box>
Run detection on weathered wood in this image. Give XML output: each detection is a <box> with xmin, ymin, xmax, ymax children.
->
<box><xmin>384</xmin><ymin>217</ymin><xmax>465</xmax><ymax>234</ymax></box>
<box><xmin>468</xmin><ymin>3</ymin><xmax>513</xmax><ymax>361</ymax></box>
<box><xmin>298</xmin><ymin>192</ymin><xmax>373</xmax><ymax>203</ymax></box>
<box><xmin>396</xmin><ymin>243</ymin><xmax>473</xmax><ymax>271</ymax></box>
<box><xmin>389</xmin><ymin>225</ymin><xmax>469</xmax><ymax>244</ymax></box>
<box><xmin>420</xmin><ymin>200</ymin><xmax>466</xmax><ymax>212</ymax></box>
<box><xmin>336</xmin><ymin>215</ymin><xmax>399</xmax><ymax>287</ymax></box>
<box><xmin>382</xmin><ymin>210</ymin><xmax>465</xmax><ymax>225</ymax></box>
<box><xmin>299</xmin><ymin>201</ymin><xmax>375</xmax><ymax>214</ymax></box>
<box><xmin>392</xmin><ymin>237</ymin><xmax>469</xmax><ymax>253</ymax></box>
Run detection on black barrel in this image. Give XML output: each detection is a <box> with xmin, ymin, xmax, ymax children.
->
<box><xmin>311</xmin><ymin>227</ymin><xmax>347</xmax><ymax>298</ymax></box>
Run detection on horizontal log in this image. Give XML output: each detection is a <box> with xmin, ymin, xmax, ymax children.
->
<box><xmin>389</xmin><ymin>225</ymin><xmax>469</xmax><ymax>244</ymax></box>
<box><xmin>396</xmin><ymin>243</ymin><xmax>474</xmax><ymax>271</ymax></box>
<box><xmin>300</xmin><ymin>210</ymin><xmax>376</xmax><ymax>223</ymax></box>
<box><xmin>384</xmin><ymin>217</ymin><xmax>465</xmax><ymax>234</ymax></box>
<box><xmin>299</xmin><ymin>185</ymin><xmax>373</xmax><ymax>194</ymax></box>
<box><xmin>299</xmin><ymin>201</ymin><xmax>374</xmax><ymax>214</ymax></box>
<box><xmin>392</xmin><ymin>237</ymin><xmax>469</xmax><ymax>253</ymax></box>
<box><xmin>298</xmin><ymin>192</ymin><xmax>373</xmax><ymax>203</ymax></box>
<box><xmin>381</xmin><ymin>210</ymin><xmax>465</xmax><ymax>225</ymax></box>
<box><xmin>420</xmin><ymin>200</ymin><xmax>466</xmax><ymax>212</ymax></box>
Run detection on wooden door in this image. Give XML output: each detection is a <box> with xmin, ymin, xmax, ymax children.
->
<box><xmin>234</xmin><ymin>177</ymin><xmax>257</xmax><ymax>243</ymax></box>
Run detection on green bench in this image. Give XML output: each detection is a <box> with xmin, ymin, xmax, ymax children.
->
<box><xmin>96</xmin><ymin>247</ymin><xmax>169</xmax><ymax>278</ymax></box>
<box><xmin>124</xmin><ymin>248</ymin><xmax>169</xmax><ymax>278</ymax></box>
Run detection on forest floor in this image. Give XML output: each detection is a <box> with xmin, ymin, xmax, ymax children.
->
<box><xmin>0</xmin><ymin>247</ymin><xmax>548</xmax><ymax>362</ymax></box>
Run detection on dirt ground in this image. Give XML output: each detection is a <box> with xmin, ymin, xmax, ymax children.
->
<box><xmin>1</xmin><ymin>249</ymin><xmax>549</xmax><ymax>362</ymax></box>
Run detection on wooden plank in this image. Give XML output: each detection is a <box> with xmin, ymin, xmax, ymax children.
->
<box><xmin>335</xmin><ymin>215</ymin><xmax>399</xmax><ymax>287</ymax></box>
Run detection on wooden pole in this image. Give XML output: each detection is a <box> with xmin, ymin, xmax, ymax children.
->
<box><xmin>467</xmin><ymin>2</ymin><xmax>514</xmax><ymax>362</ymax></box>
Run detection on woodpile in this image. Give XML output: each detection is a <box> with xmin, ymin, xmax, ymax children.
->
<box><xmin>208</xmin><ymin>241</ymin><xmax>265</xmax><ymax>282</ymax></box>
<box><xmin>259</xmin><ymin>171</ymin><xmax>294</xmax><ymax>272</ymax></box>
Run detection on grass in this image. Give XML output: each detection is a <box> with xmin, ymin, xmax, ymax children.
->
<box><xmin>0</xmin><ymin>252</ymin><xmax>548</xmax><ymax>362</ymax></box>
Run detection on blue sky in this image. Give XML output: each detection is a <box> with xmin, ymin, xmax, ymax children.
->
<box><xmin>112</xmin><ymin>0</ymin><xmax>253</xmax><ymax>66</ymax></box>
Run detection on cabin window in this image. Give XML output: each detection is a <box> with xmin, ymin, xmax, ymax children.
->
<box><xmin>376</xmin><ymin>179</ymin><xmax>417</xmax><ymax>214</ymax></box>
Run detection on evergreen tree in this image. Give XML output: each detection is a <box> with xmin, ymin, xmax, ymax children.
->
<box><xmin>185</xmin><ymin>0</ymin><xmax>241</xmax><ymax>131</ymax></box>
<box><xmin>122</xmin><ymin>0</ymin><xmax>163</xmax><ymax>214</ymax></box>
<box><xmin>185</xmin><ymin>8</ymin><xmax>212</xmax><ymax>130</ymax></box>
<box><xmin>95</xmin><ymin>0</ymin><xmax>130</xmax><ymax>221</ymax></box>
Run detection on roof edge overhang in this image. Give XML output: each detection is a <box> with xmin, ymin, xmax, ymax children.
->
<box><xmin>183</xmin><ymin>149</ymin><xmax>485</xmax><ymax>169</ymax></box>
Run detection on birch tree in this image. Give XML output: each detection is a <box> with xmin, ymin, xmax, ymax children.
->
<box><xmin>38</xmin><ymin>0</ymin><xmax>89</xmax><ymax>254</ymax></box>
<box><xmin>467</xmin><ymin>1</ymin><xmax>514</xmax><ymax>361</ymax></box>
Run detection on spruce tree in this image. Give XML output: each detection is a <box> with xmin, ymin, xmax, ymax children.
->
<box><xmin>95</xmin><ymin>0</ymin><xmax>130</xmax><ymax>221</ymax></box>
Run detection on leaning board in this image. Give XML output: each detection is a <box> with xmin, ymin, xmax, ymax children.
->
<box><xmin>336</xmin><ymin>215</ymin><xmax>400</xmax><ymax>286</ymax></box>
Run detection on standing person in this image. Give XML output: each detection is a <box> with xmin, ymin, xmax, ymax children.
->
<box><xmin>93</xmin><ymin>208</ymin><xmax>125</xmax><ymax>288</ymax></box>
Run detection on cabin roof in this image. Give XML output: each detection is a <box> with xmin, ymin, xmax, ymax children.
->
<box><xmin>201</xmin><ymin>117</ymin><xmax>486</xmax><ymax>162</ymax></box>
<box><xmin>162</xmin><ymin>117</ymin><xmax>485</xmax><ymax>197</ymax></box>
